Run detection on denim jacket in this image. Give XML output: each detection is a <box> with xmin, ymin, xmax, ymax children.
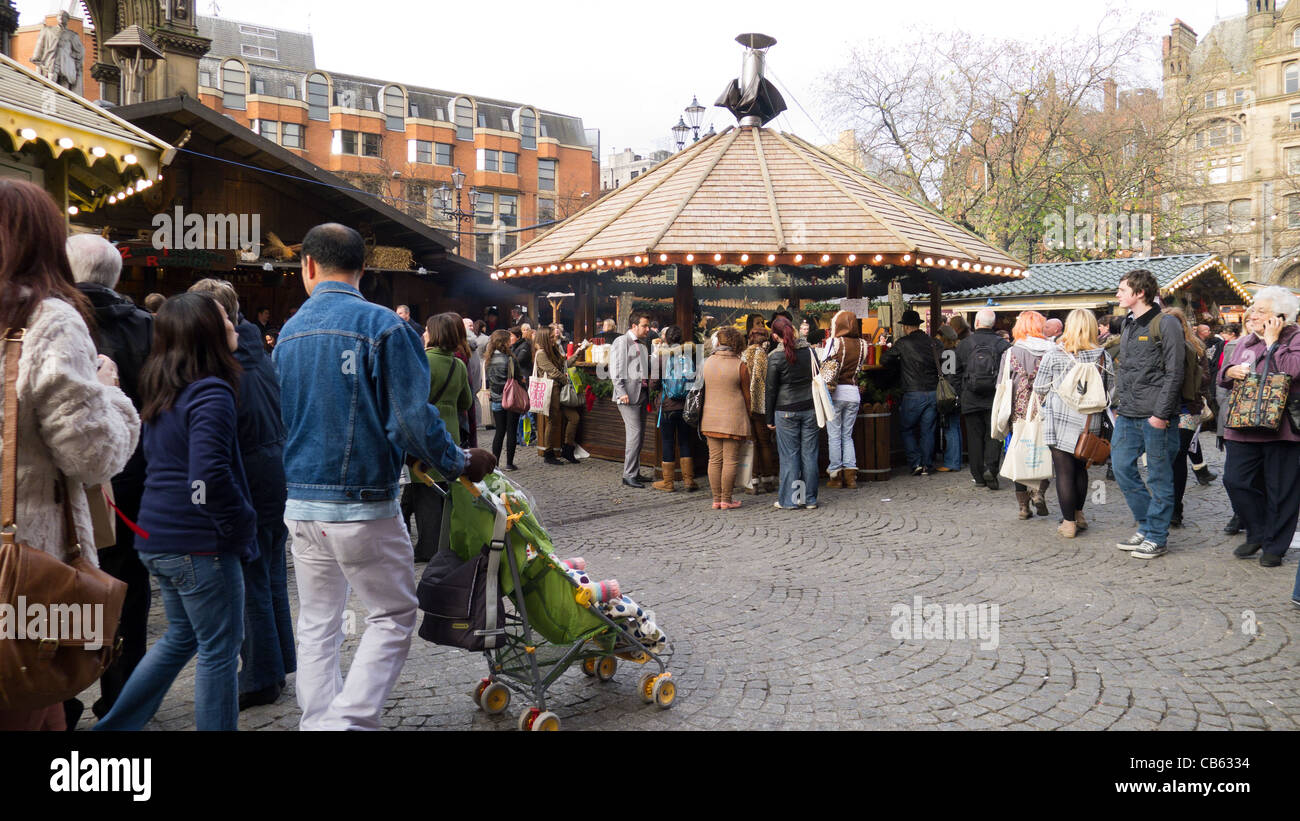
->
<box><xmin>273</xmin><ymin>281</ymin><xmax>465</xmax><ymax>503</ymax></box>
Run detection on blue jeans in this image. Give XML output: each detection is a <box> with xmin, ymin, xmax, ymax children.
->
<box><xmin>900</xmin><ymin>391</ymin><xmax>938</xmax><ymax>469</ymax></box>
<box><xmin>94</xmin><ymin>552</ymin><xmax>245</xmax><ymax>731</ymax></box>
<box><xmin>239</xmin><ymin>521</ymin><xmax>296</xmax><ymax>694</ymax></box>
<box><xmin>775</xmin><ymin>409</ymin><xmax>819</xmax><ymax>507</ymax></box>
<box><xmin>827</xmin><ymin>399</ymin><xmax>858</xmax><ymax>474</ymax></box>
<box><xmin>940</xmin><ymin>412</ymin><xmax>962</xmax><ymax>470</ymax></box>
<box><xmin>1111</xmin><ymin>415</ymin><xmax>1179</xmax><ymax>547</ymax></box>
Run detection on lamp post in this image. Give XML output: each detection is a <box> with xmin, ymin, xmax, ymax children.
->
<box><xmin>685</xmin><ymin>95</ymin><xmax>706</xmax><ymax>142</ymax></box>
<box><xmin>436</xmin><ymin>166</ymin><xmax>478</xmax><ymax>251</ymax></box>
<box><xmin>671</xmin><ymin>116</ymin><xmax>690</xmax><ymax>151</ymax></box>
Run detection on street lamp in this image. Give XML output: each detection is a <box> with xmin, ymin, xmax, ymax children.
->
<box><xmin>436</xmin><ymin>165</ymin><xmax>478</xmax><ymax>248</ymax></box>
<box><xmin>671</xmin><ymin>116</ymin><xmax>690</xmax><ymax>151</ymax></box>
<box><xmin>685</xmin><ymin>95</ymin><xmax>706</xmax><ymax>142</ymax></box>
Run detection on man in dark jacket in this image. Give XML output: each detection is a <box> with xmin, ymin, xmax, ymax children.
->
<box><xmin>66</xmin><ymin>234</ymin><xmax>153</xmax><ymax>724</ymax></box>
<box><xmin>955</xmin><ymin>308</ymin><xmax>1011</xmax><ymax>490</ymax></box>
<box><xmin>189</xmin><ymin>278</ymin><xmax>295</xmax><ymax>709</ymax></box>
<box><xmin>1113</xmin><ymin>269</ymin><xmax>1185</xmax><ymax>560</ymax></box>
<box><xmin>883</xmin><ymin>310</ymin><xmax>941</xmax><ymax>475</ymax></box>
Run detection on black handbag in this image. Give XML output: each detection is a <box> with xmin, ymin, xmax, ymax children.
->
<box><xmin>682</xmin><ymin>380</ymin><xmax>705</xmax><ymax>426</ymax></box>
<box><xmin>416</xmin><ymin>543</ymin><xmax>505</xmax><ymax>651</ymax></box>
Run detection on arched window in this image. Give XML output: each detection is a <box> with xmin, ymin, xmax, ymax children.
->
<box><xmin>383</xmin><ymin>86</ymin><xmax>405</xmax><ymax>131</ymax></box>
<box><xmin>1287</xmin><ymin>62</ymin><xmax>1299</xmax><ymax>94</ymax></box>
<box><xmin>453</xmin><ymin>97</ymin><xmax>474</xmax><ymax>141</ymax></box>
<box><xmin>516</xmin><ymin>107</ymin><xmax>537</xmax><ymax>150</ymax></box>
<box><xmin>1292</xmin><ymin>27</ymin><xmax>1300</xmax><ymax>48</ymax></box>
<box><xmin>222</xmin><ymin>60</ymin><xmax>246</xmax><ymax>110</ymax></box>
<box><xmin>306</xmin><ymin>73</ymin><xmax>329</xmax><ymax>121</ymax></box>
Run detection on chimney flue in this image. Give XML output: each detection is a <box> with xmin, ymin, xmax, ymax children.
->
<box><xmin>715</xmin><ymin>33</ymin><xmax>788</xmax><ymax>128</ymax></box>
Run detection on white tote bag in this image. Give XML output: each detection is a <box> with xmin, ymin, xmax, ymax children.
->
<box><xmin>999</xmin><ymin>395</ymin><xmax>1052</xmax><ymax>483</ymax></box>
<box><xmin>735</xmin><ymin>439</ymin><xmax>756</xmax><ymax>491</ymax></box>
<box><xmin>1054</xmin><ymin>358</ymin><xmax>1108</xmax><ymax>414</ymax></box>
<box><xmin>527</xmin><ymin>362</ymin><xmax>553</xmax><ymax>415</ymax></box>
<box><xmin>990</xmin><ymin>353</ymin><xmax>1014</xmax><ymax>439</ymax></box>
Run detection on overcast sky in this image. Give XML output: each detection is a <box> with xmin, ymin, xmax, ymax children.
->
<box><xmin>20</xmin><ymin>0</ymin><xmax>1248</xmax><ymax>158</ymax></box>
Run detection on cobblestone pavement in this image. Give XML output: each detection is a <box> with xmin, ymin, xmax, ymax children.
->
<box><xmin>82</xmin><ymin>435</ymin><xmax>1300</xmax><ymax>731</ymax></box>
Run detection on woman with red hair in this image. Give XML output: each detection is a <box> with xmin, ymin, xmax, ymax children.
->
<box><xmin>1001</xmin><ymin>310</ymin><xmax>1057</xmax><ymax>519</ymax></box>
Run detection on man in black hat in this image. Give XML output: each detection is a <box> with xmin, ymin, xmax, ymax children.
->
<box><xmin>882</xmin><ymin>309</ymin><xmax>941</xmax><ymax>475</ymax></box>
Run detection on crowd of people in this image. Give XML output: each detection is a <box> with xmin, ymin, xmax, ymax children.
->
<box><xmin>2</xmin><ymin>176</ymin><xmax>1297</xmax><ymax>733</ymax></box>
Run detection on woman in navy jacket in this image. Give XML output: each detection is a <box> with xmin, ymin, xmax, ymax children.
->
<box><xmin>95</xmin><ymin>293</ymin><xmax>255</xmax><ymax>731</ymax></box>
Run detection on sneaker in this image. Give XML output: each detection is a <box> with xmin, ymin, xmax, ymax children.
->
<box><xmin>911</xmin><ymin>466</ymin><xmax>924</xmax><ymax>476</ymax></box>
<box><xmin>804</xmin><ymin>503</ymin><xmax>818</xmax><ymax>510</ymax></box>
<box><xmin>1291</xmin><ymin>597</ymin><xmax>1300</xmax><ymax>609</ymax></box>
<box><xmin>773</xmin><ymin>501</ymin><xmax>798</xmax><ymax>510</ymax></box>
<box><xmin>919</xmin><ymin>466</ymin><xmax>933</xmax><ymax>476</ymax></box>
<box><xmin>1233</xmin><ymin>542</ymin><xmax>1263</xmax><ymax>559</ymax></box>
<box><xmin>1260</xmin><ymin>553</ymin><xmax>1282</xmax><ymax>568</ymax></box>
<box><xmin>1130</xmin><ymin>540</ymin><xmax>1167</xmax><ymax>560</ymax></box>
<box><xmin>971</xmin><ymin>478</ymin><xmax>987</xmax><ymax>487</ymax></box>
<box><xmin>1116</xmin><ymin>533</ymin><xmax>1146</xmax><ymax>550</ymax></box>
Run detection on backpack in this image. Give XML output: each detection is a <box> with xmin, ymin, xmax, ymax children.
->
<box><xmin>661</xmin><ymin>351</ymin><xmax>695</xmax><ymax>400</ymax></box>
<box><xmin>1054</xmin><ymin>356</ymin><xmax>1108</xmax><ymax>414</ymax></box>
<box><xmin>964</xmin><ymin>344</ymin><xmax>1000</xmax><ymax>395</ymax></box>
<box><xmin>1147</xmin><ymin>317</ymin><xmax>1203</xmax><ymax>405</ymax></box>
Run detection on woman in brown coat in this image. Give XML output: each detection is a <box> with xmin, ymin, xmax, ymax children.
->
<box><xmin>533</xmin><ymin>327</ymin><xmax>582</xmax><ymax>465</ymax></box>
<box><xmin>700</xmin><ymin>326</ymin><xmax>752</xmax><ymax>509</ymax></box>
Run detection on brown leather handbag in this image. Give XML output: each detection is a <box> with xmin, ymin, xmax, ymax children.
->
<box><xmin>1073</xmin><ymin>413</ymin><xmax>1111</xmax><ymax>468</ymax></box>
<box><xmin>0</xmin><ymin>327</ymin><xmax>127</xmax><ymax>711</ymax></box>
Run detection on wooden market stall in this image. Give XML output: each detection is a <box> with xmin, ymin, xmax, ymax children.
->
<box><xmin>488</xmin><ymin>34</ymin><xmax>1027</xmax><ymax>480</ymax></box>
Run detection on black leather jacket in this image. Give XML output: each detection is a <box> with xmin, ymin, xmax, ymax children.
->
<box><xmin>765</xmin><ymin>342</ymin><xmax>814</xmax><ymax>426</ymax></box>
<box><xmin>882</xmin><ymin>330</ymin><xmax>940</xmax><ymax>393</ymax></box>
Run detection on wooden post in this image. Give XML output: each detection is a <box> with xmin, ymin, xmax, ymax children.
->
<box><xmin>887</xmin><ymin>279</ymin><xmax>904</xmax><ymax>339</ymax></box>
<box><xmin>846</xmin><ymin>265</ymin><xmax>863</xmax><ymax>300</ymax></box>
<box><xmin>575</xmin><ymin>276</ymin><xmax>595</xmax><ymax>343</ymax></box>
<box><xmin>674</xmin><ymin>264</ymin><xmax>695</xmax><ymax>341</ymax></box>
<box><xmin>929</xmin><ymin>281</ymin><xmax>943</xmax><ymax>334</ymax></box>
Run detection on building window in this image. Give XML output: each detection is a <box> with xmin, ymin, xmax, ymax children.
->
<box><xmin>282</xmin><ymin>123</ymin><xmax>302</xmax><ymax>149</ymax></box>
<box><xmin>454</xmin><ymin>98</ymin><xmax>474</xmax><ymax>141</ymax></box>
<box><xmin>1208</xmin><ymin>155</ymin><xmax>1244</xmax><ymax>184</ymax></box>
<box><xmin>284</xmin><ymin>84</ymin><xmax>296</xmax><ymax>100</ymax></box>
<box><xmin>334</xmin><ymin>131</ymin><xmax>379</xmax><ymax>157</ymax></box>
<box><xmin>538</xmin><ymin>158</ymin><xmax>556</xmax><ymax>191</ymax></box>
<box><xmin>239</xmin><ymin>24</ymin><xmax>277</xmax><ymax>39</ymax></box>
<box><xmin>475</xmin><ymin>192</ymin><xmax>494</xmax><ymax>225</ymax></box>
<box><xmin>477</xmin><ymin>148</ymin><xmax>498</xmax><ymax>172</ymax></box>
<box><xmin>221</xmin><ymin>61</ymin><xmax>246</xmax><ymax>110</ymax></box>
<box><xmin>1206</xmin><ymin>202</ymin><xmax>1228</xmax><ymax>234</ymax></box>
<box><xmin>538</xmin><ymin>198</ymin><xmax>555</xmax><ymax>223</ymax></box>
<box><xmin>199</xmin><ymin>70</ymin><xmax>212</xmax><ymax>87</ymax></box>
<box><xmin>519</xmin><ymin>108</ymin><xmax>537</xmax><ymax>150</ymax></box>
<box><xmin>475</xmin><ymin>233</ymin><xmax>493</xmax><ymax>264</ymax></box>
<box><xmin>257</xmin><ymin>119</ymin><xmax>277</xmax><ymax>142</ymax></box>
<box><xmin>1288</xmin><ymin>64</ymin><xmax>1299</xmax><ymax>95</ymax></box>
<box><xmin>337</xmin><ymin>130</ymin><xmax>356</xmax><ymax>155</ymax></box>
<box><xmin>406</xmin><ymin>183</ymin><xmax>427</xmax><ymax>220</ymax></box>
<box><xmin>1289</xmin><ymin>194</ymin><xmax>1300</xmax><ymax>228</ymax></box>
<box><xmin>307</xmin><ymin>74</ymin><xmax>329</xmax><ymax>121</ymax></box>
<box><xmin>435</xmin><ymin>142</ymin><xmax>452</xmax><ymax>165</ymax></box>
<box><xmin>1204</xmin><ymin>91</ymin><xmax>1214</xmax><ymax>108</ymax></box>
<box><xmin>1230</xmin><ymin>199</ymin><xmax>1251</xmax><ymax>231</ymax></box>
<box><xmin>384</xmin><ymin>86</ymin><xmax>405</xmax><ymax>131</ymax></box>
<box><xmin>1288</xmin><ymin>146</ymin><xmax>1300</xmax><ymax>175</ymax></box>
<box><xmin>1230</xmin><ymin>251</ymin><xmax>1250</xmax><ymax>275</ymax></box>
<box><xmin>251</xmin><ymin>77</ymin><xmax>266</xmax><ymax>95</ymax></box>
<box><xmin>1235</xmin><ymin>89</ymin><xmax>1246</xmax><ymax>105</ymax></box>
<box><xmin>412</xmin><ymin>139</ymin><xmax>433</xmax><ymax>164</ymax></box>
<box><xmin>1180</xmin><ymin>204</ymin><xmax>1201</xmax><ymax>233</ymax></box>
<box><xmin>498</xmin><ymin>194</ymin><xmax>518</xmax><ymax>227</ymax></box>
<box><xmin>362</xmin><ymin>133</ymin><xmax>380</xmax><ymax>157</ymax></box>
<box><xmin>241</xmin><ymin>43</ymin><xmax>278</xmax><ymax>61</ymax></box>
<box><xmin>501</xmin><ymin>151</ymin><xmax>518</xmax><ymax>174</ymax></box>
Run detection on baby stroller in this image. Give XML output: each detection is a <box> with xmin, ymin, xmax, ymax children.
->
<box><xmin>412</xmin><ymin>468</ymin><xmax>675</xmax><ymax>731</ymax></box>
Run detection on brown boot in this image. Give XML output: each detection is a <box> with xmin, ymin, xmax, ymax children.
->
<box><xmin>1030</xmin><ymin>486</ymin><xmax>1049</xmax><ymax>517</ymax></box>
<box><xmin>1016</xmin><ymin>491</ymin><xmax>1032</xmax><ymax>520</ymax></box>
<box><xmin>679</xmin><ymin>456</ymin><xmax>700</xmax><ymax>491</ymax></box>
<box><xmin>652</xmin><ymin>462</ymin><xmax>675</xmax><ymax>491</ymax></box>
<box><xmin>1057</xmin><ymin>520</ymin><xmax>1077</xmax><ymax>538</ymax></box>
<box><xmin>844</xmin><ymin>470</ymin><xmax>858</xmax><ymax>488</ymax></box>
<box><xmin>1074</xmin><ymin>510</ymin><xmax>1088</xmax><ymax>531</ymax></box>
<box><xmin>827</xmin><ymin>470</ymin><xmax>844</xmax><ymax>489</ymax></box>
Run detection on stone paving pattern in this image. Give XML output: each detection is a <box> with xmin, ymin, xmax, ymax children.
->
<box><xmin>81</xmin><ymin>436</ymin><xmax>1300</xmax><ymax>730</ymax></box>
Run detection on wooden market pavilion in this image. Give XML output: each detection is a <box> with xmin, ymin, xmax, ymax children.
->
<box><xmin>491</xmin><ymin>35</ymin><xmax>1028</xmax><ymax>341</ymax></box>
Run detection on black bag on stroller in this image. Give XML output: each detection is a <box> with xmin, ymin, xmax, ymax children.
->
<box><xmin>417</xmin><ymin>544</ymin><xmax>506</xmax><ymax>651</ymax></box>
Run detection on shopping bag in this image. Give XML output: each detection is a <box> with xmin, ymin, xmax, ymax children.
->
<box><xmin>735</xmin><ymin>439</ymin><xmax>756</xmax><ymax>491</ymax></box>
<box><xmin>990</xmin><ymin>354</ymin><xmax>1013</xmax><ymax>439</ymax></box>
<box><xmin>528</xmin><ymin>373</ymin><xmax>553</xmax><ymax>415</ymax></box>
<box><xmin>811</xmin><ymin>373</ymin><xmax>833</xmax><ymax>429</ymax></box>
<box><xmin>573</xmin><ymin>444</ymin><xmax>590</xmax><ymax>460</ymax></box>
<box><xmin>999</xmin><ymin>396</ymin><xmax>1051</xmax><ymax>483</ymax></box>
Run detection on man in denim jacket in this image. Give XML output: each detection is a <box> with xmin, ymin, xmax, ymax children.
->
<box><xmin>274</xmin><ymin>223</ymin><xmax>495</xmax><ymax>730</ymax></box>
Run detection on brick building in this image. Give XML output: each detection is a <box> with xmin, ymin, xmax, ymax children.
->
<box><xmin>193</xmin><ymin>15</ymin><xmax>600</xmax><ymax>266</ymax></box>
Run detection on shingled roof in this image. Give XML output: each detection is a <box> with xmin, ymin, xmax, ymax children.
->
<box><xmin>494</xmin><ymin>124</ymin><xmax>1025</xmax><ymax>288</ymax></box>
<box><xmin>943</xmin><ymin>253</ymin><xmax>1251</xmax><ymax>302</ymax></box>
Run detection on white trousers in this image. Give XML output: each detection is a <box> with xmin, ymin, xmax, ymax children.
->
<box><xmin>288</xmin><ymin>515</ymin><xmax>418</xmax><ymax>731</ymax></box>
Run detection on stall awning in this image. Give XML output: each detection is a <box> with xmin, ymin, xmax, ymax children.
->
<box><xmin>0</xmin><ymin>51</ymin><xmax>172</xmax><ymax>207</ymax></box>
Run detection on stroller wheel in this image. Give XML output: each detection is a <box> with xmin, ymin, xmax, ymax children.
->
<box><xmin>531</xmin><ymin>711</ymin><xmax>561</xmax><ymax>731</ymax></box>
<box><xmin>638</xmin><ymin>673</ymin><xmax>657</xmax><ymax>704</ymax></box>
<box><xmin>580</xmin><ymin>658</ymin><xmax>598</xmax><ymax>677</ymax></box>
<box><xmin>517</xmin><ymin>708</ymin><xmax>536</xmax><ymax>731</ymax></box>
<box><xmin>596</xmin><ymin>656</ymin><xmax>617</xmax><ymax>682</ymax></box>
<box><xmin>652</xmin><ymin>674</ymin><xmax>676</xmax><ymax>709</ymax></box>
<box><xmin>479</xmin><ymin>682</ymin><xmax>511</xmax><ymax>715</ymax></box>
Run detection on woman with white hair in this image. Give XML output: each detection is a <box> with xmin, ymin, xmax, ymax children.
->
<box><xmin>1219</xmin><ymin>285</ymin><xmax>1300</xmax><ymax>569</ymax></box>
